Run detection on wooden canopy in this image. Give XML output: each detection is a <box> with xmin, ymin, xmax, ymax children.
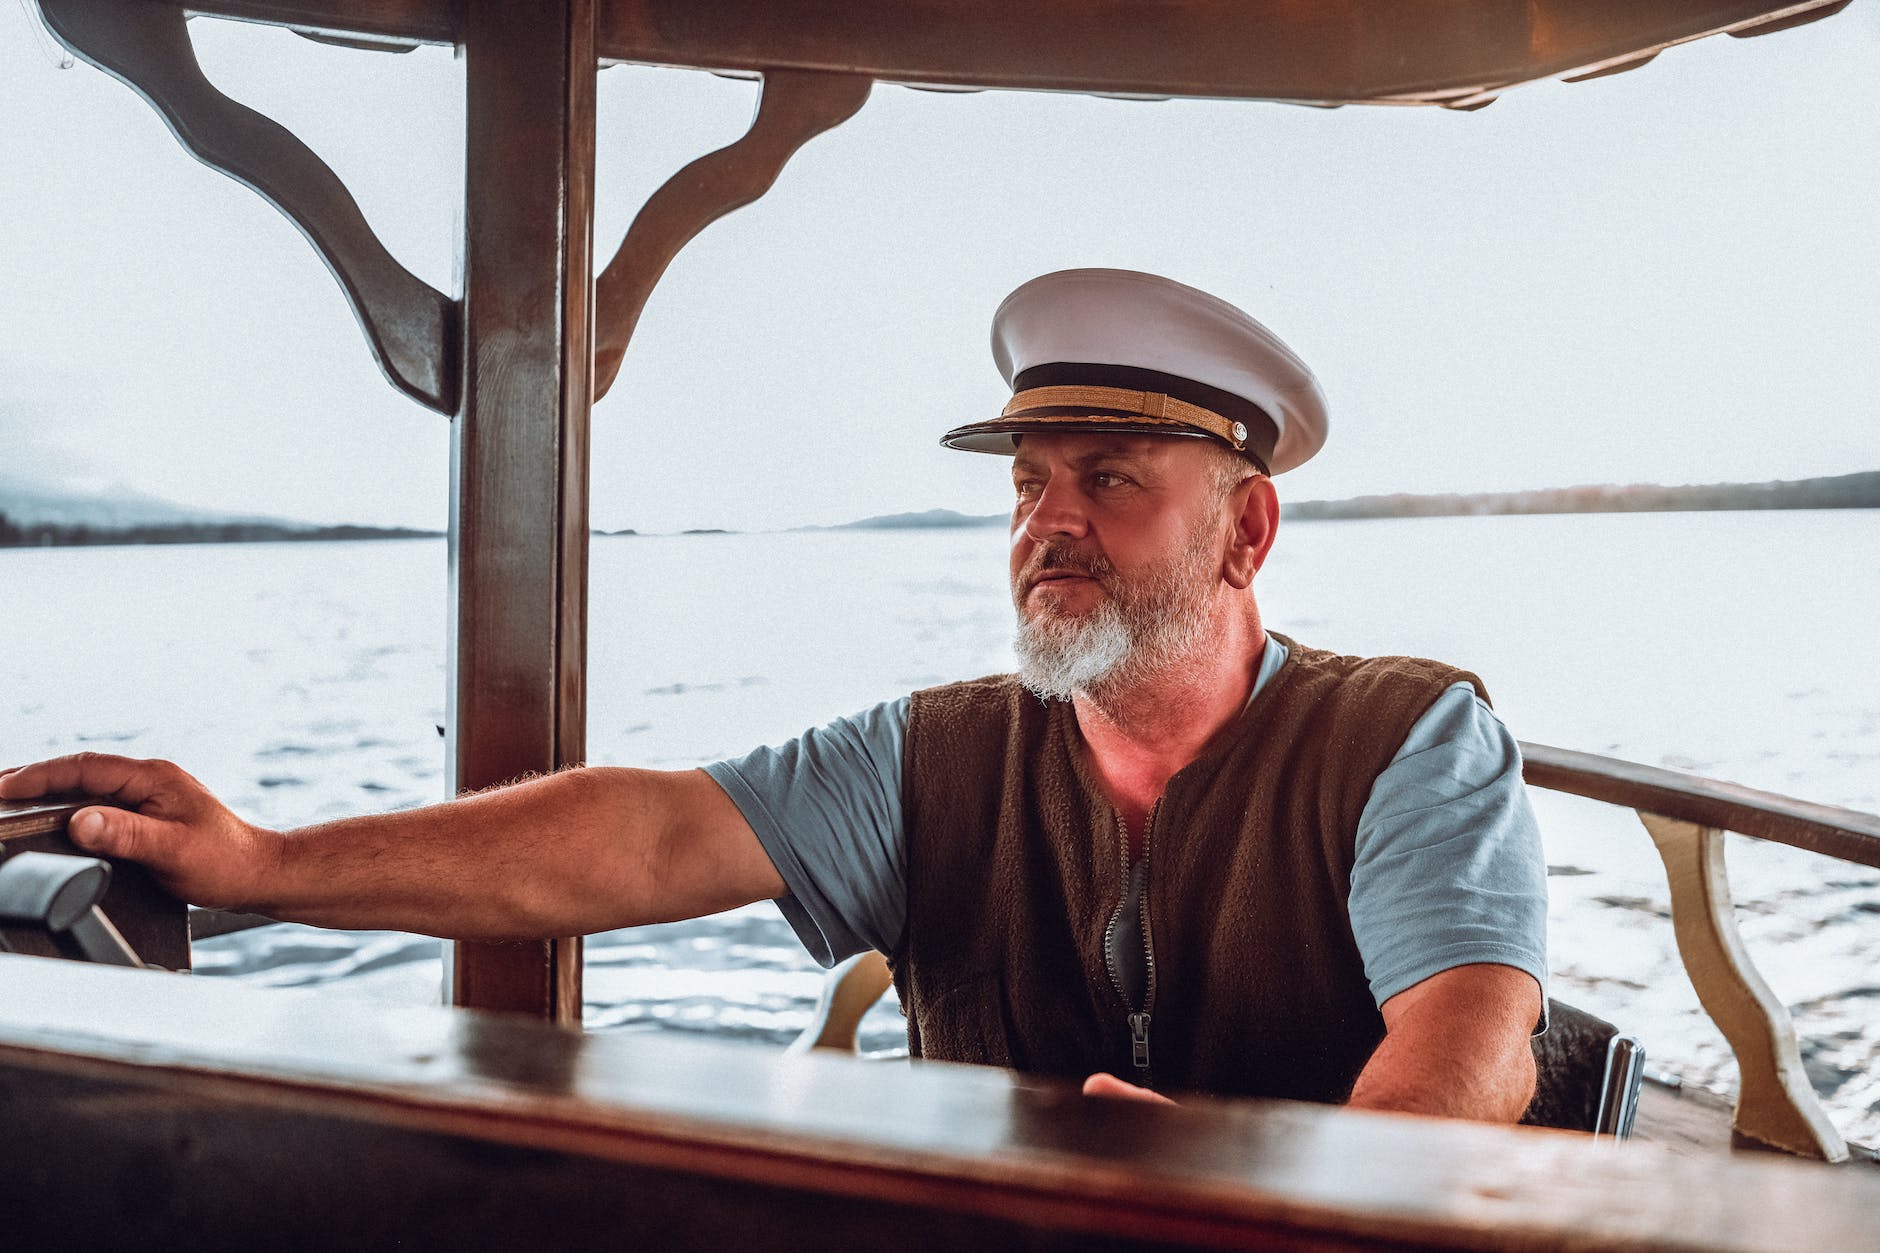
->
<box><xmin>158</xmin><ymin>0</ymin><xmax>1851</xmax><ymax>105</ymax></box>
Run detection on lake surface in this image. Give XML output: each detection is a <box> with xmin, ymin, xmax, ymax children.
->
<box><xmin>3</xmin><ymin>510</ymin><xmax>1877</xmax><ymax>1143</ymax></box>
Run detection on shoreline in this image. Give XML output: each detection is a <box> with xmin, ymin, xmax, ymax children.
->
<box><xmin>7</xmin><ymin>504</ymin><xmax>1880</xmax><ymax>550</ymax></box>
<box><xmin>5</xmin><ymin>467</ymin><xmax>1876</xmax><ymax>549</ymax></box>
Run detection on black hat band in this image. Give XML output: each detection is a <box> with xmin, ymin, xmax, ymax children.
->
<box><xmin>1011</xmin><ymin>362</ymin><xmax>1279</xmax><ymax>468</ymax></box>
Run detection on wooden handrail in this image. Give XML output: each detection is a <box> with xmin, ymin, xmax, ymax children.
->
<box><xmin>1520</xmin><ymin>742</ymin><xmax>1880</xmax><ymax>871</ymax></box>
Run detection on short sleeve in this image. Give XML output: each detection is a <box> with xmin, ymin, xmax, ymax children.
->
<box><xmin>1348</xmin><ymin>682</ymin><xmax>1549</xmax><ymax>1029</ymax></box>
<box><xmin>701</xmin><ymin>698</ymin><xmax>909</xmax><ymax>967</ymax></box>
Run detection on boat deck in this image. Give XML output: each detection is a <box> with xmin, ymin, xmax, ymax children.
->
<box><xmin>1635</xmin><ymin>1079</ymin><xmax>1877</xmax><ymax>1166</ymax></box>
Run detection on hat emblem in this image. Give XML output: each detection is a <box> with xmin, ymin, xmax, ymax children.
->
<box><xmin>1231</xmin><ymin>421</ymin><xmax>1248</xmax><ymax>445</ymax></box>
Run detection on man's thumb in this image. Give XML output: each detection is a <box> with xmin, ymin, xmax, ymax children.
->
<box><xmin>69</xmin><ymin>806</ymin><xmax>147</xmax><ymax>860</ymax></box>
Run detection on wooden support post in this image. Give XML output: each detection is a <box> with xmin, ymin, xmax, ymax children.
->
<box><xmin>1639</xmin><ymin>812</ymin><xmax>1848</xmax><ymax>1161</ymax></box>
<box><xmin>446</xmin><ymin>0</ymin><xmax>597</xmax><ymax>1023</ymax></box>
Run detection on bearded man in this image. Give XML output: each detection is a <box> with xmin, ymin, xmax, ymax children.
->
<box><xmin>0</xmin><ymin>270</ymin><xmax>1546</xmax><ymax>1120</ymax></box>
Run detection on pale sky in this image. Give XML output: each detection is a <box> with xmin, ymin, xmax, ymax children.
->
<box><xmin>2</xmin><ymin>4</ymin><xmax>1877</xmax><ymax>532</ymax></box>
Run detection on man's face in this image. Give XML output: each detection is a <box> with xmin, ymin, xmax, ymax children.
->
<box><xmin>1008</xmin><ymin>433</ymin><xmax>1229</xmax><ymax>698</ymax></box>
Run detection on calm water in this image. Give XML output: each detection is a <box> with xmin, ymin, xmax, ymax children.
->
<box><xmin>3</xmin><ymin>511</ymin><xmax>1877</xmax><ymax>1142</ymax></box>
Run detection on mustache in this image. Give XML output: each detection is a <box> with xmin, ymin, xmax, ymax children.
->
<box><xmin>1017</xmin><ymin>543</ymin><xmax>1116</xmax><ymax>591</ymax></box>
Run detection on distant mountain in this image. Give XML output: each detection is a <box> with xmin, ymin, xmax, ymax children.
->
<box><xmin>0</xmin><ymin>473</ymin><xmax>286</xmax><ymax>530</ymax></box>
<box><xmin>824</xmin><ymin>508</ymin><xmax>1005</xmax><ymax>530</ymax></box>
<box><xmin>1283</xmin><ymin>470</ymin><xmax>1880</xmax><ymax>521</ymax></box>
<box><xmin>0</xmin><ymin>475</ymin><xmax>439</xmax><ymax>548</ymax></box>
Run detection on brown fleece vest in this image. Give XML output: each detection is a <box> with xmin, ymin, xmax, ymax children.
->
<box><xmin>892</xmin><ymin>634</ymin><xmax>1486</xmax><ymax>1102</ymax></box>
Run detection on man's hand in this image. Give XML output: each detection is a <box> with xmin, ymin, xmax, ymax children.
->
<box><xmin>1082</xmin><ymin>1073</ymin><xmax>1176</xmax><ymax>1105</ymax></box>
<box><xmin>1345</xmin><ymin>962</ymin><xmax>1541</xmax><ymax>1122</ymax></box>
<box><xmin>0</xmin><ymin>754</ymin><xmax>278</xmax><ymax>910</ymax></box>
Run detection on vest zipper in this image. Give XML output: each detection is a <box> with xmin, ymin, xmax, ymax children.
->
<box><xmin>1102</xmin><ymin>803</ymin><xmax>1160</xmax><ymax>1088</ymax></box>
<box><xmin>1129</xmin><ymin>1011</ymin><xmax>1152</xmax><ymax>1073</ymax></box>
<box><xmin>1138</xmin><ymin>799</ymin><xmax>1159</xmax><ymax>1086</ymax></box>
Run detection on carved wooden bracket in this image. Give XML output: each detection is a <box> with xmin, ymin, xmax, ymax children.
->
<box><xmin>1639</xmin><ymin>812</ymin><xmax>1850</xmax><ymax>1161</ymax></box>
<box><xmin>593</xmin><ymin>69</ymin><xmax>872</xmax><ymax>400</ymax></box>
<box><xmin>37</xmin><ymin>0</ymin><xmax>456</xmax><ymax>414</ymax></box>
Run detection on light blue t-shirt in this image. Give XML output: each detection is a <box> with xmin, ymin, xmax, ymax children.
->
<box><xmin>705</xmin><ymin>637</ymin><xmax>1549</xmax><ymax>1016</ymax></box>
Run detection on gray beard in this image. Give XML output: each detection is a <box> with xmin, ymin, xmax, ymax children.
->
<box><xmin>1012</xmin><ymin>601</ymin><xmax>1136</xmax><ymax>701</ymax></box>
<box><xmin>1011</xmin><ymin>529</ymin><xmax>1218</xmax><ymax>704</ymax></box>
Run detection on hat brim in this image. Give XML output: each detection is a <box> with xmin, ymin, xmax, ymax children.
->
<box><xmin>940</xmin><ymin>414</ymin><xmax>1221</xmax><ymax>457</ymax></box>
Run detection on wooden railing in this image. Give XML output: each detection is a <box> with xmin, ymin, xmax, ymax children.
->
<box><xmin>1519</xmin><ymin>743</ymin><xmax>1880</xmax><ymax>871</ymax></box>
<box><xmin>1519</xmin><ymin>743</ymin><xmax>1880</xmax><ymax>1164</ymax></box>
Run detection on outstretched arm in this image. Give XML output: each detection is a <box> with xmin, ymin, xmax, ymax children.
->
<box><xmin>1345</xmin><ymin>962</ymin><xmax>1540</xmax><ymax>1121</ymax></box>
<box><xmin>0</xmin><ymin>754</ymin><xmax>784</xmax><ymax>941</ymax></box>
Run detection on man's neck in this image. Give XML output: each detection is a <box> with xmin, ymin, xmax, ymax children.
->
<box><xmin>1071</xmin><ymin>605</ymin><xmax>1267</xmax><ymax>840</ymax></box>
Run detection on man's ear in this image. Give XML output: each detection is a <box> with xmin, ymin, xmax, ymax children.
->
<box><xmin>1222</xmin><ymin>475</ymin><xmax>1279</xmax><ymax>590</ymax></box>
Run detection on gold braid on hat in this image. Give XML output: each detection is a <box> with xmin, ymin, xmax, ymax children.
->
<box><xmin>1002</xmin><ymin>385</ymin><xmax>1249</xmax><ymax>451</ymax></box>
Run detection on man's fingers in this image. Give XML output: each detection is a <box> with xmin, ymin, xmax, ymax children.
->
<box><xmin>1081</xmin><ymin>1073</ymin><xmax>1178</xmax><ymax>1105</ymax></box>
<box><xmin>0</xmin><ymin>754</ymin><xmax>174</xmax><ymax>808</ymax></box>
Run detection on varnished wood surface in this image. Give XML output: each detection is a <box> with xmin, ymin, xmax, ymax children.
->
<box><xmin>0</xmin><ymin>796</ymin><xmax>91</xmax><ymax>841</ymax></box>
<box><xmin>1521</xmin><ymin>742</ymin><xmax>1880</xmax><ymax>870</ymax></box>
<box><xmin>165</xmin><ymin>0</ymin><xmax>1847</xmax><ymax>105</ymax></box>
<box><xmin>1637</xmin><ymin>1078</ymin><xmax>1741</xmax><ymax>1158</ymax></box>
<box><xmin>445</xmin><ymin>0</ymin><xmax>595</xmax><ymax>1022</ymax></box>
<box><xmin>1637</xmin><ymin>1077</ymin><xmax>1879</xmax><ymax>1165</ymax></box>
<box><xmin>2</xmin><ymin>956</ymin><xmax>1877</xmax><ymax>1252</ymax></box>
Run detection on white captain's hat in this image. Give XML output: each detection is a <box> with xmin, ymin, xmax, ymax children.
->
<box><xmin>941</xmin><ymin>268</ymin><xmax>1328</xmax><ymax>475</ymax></box>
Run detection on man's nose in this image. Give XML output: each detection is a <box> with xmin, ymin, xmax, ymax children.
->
<box><xmin>1022</xmin><ymin>479</ymin><xmax>1089</xmax><ymax>543</ymax></box>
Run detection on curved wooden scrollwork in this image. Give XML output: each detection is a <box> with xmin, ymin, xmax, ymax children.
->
<box><xmin>593</xmin><ymin>69</ymin><xmax>871</xmax><ymax>400</ymax></box>
<box><xmin>36</xmin><ymin>0</ymin><xmax>456</xmax><ymax>414</ymax></box>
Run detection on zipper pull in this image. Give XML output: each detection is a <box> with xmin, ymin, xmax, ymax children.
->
<box><xmin>1129</xmin><ymin>1011</ymin><xmax>1152</xmax><ymax>1074</ymax></box>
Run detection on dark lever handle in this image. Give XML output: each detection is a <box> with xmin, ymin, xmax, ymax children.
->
<box><xmin>0</xmin><ymin>851</ymin><xmax>147</xmax><ymax>967</ymax></box>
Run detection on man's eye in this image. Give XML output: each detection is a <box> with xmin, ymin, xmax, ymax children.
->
<box><xmin>1092</xmin><ymin>472</ymin><xmax>1129</xmax><ymax>489</ymax></box>
<box><xmin>1014</xmin><ymin>479</ymin><xmax>1041</xmax><ymax>499</ymax></box>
